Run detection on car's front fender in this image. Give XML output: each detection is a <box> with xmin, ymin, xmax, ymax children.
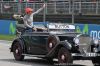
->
<box><xmin>46</xmin><ymin>41</ymin><xmax>72</xmax><ymax>58</ymax></box>
<box><xmin>97</xmin><ymin>41</ymin><xmax>100</xmax><ymax>52</ymax></box>
<box><xmin>10</xmin><ymin>38</ymin><xmax>25</xmax><ymax>52</ymax></box>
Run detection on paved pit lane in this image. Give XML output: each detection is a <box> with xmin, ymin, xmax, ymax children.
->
<box><xmin>0</xmin><ymin>40</ymin><xmax>95</xmax><ymax>66</ymax></box>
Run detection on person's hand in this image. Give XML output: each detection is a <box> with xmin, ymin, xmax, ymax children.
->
<box><xmin>43</xmin><ymin>3</ymin><xmax>46</xmax><ymax>8</ymax></box>
<box><xmin>42</xmin><ymin>28</ymin><xmax>47</xmax><ymax>30</ymax></box>
<box><xmin>13</xmin><ymin>14</ymin><xmax>21</xmax><ymax>19</ymax></box>
<box><xmin>37</xmin><ymin>27</ymin><xmax>47</xmax><ymax>30</ymax></box>
<box><xmin>32</xmin><ymin>27</ymin><xmax>37</xmax><ymax>31</ymax></box>
<box><xmin>20</xmin><ymin>17</ymin><xmax>23</xmax><ymax>19</ymax></box>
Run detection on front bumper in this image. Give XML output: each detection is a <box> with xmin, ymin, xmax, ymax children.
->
<box><xmin>72</xmin><ymin>53</ymin><xmax>100</xmax><ymax>57</ymax></box>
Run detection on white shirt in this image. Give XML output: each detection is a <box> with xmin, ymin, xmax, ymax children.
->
<box><xmin>23</xmin><ymin>4</ymin><xmax>45</xmax><ymax>28</ymax></box>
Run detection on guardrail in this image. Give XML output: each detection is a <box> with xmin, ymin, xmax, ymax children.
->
<box><xmin>0</xmin><ymin>1</ymin><xmax>100</xmax><ymax>15</ymax></box>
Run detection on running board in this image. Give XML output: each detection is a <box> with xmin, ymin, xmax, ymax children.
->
<box><xmin>22</xmin><ymin>54</ymin><xmax>45</xmax><ymax>57</ymax></box>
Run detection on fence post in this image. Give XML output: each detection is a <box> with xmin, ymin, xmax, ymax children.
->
<box><xmin>18</xmin><ymin>1</ymin><xmax>22</xmax><ymax>14</ymax></box>
<box><xmin>69</xmin><ymin>1</ymin><xmax>71</xmax><ymax>14</ymax></box>
<box><xmin>96</xmin><ymin>2</ymin><xmax>98</xmax><ymax>15</ymax></box>
<box><xmin>72</xmin><ymin>0</ymin><xmax>74</xmax><ymax>24</ymax></box>
<box><xmin>26</xmin><ymin>2</ymin><xmax>28</xmax><ymax>8</ymax></box>
<box><xmin>54</xmin><ymin>1</ymin><xmax>57</xmax><ymax>14</ymax></box>
<box><xmin>79</xmin><ymin>1</ymin><xmax>82</xmax><ymax>14</ymax></box>
<box><xmin>43</xmin><ymin>2</ymin><xmax>47</xmax><ymax>22</ymax></box>
<box><xmin>0</xmin><ymin>2</ymin><xmax>3</xmax><ymax>14</ymax></box>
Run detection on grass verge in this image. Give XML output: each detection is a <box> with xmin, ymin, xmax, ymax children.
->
<box><xmin>0</xmin><ymin>34</ymin><xmax>16</xmax><ymax>41</ymax></box>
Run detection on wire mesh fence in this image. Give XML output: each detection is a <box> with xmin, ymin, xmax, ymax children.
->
<box><xmin>0</xmin><ymin>1</ymin><xmax>100</xmax><ymax>15</ymax></box>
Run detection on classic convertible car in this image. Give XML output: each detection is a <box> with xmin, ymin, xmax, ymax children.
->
<box><xmin>10</xmin><ymin>23</ymin><xmax>100</xmax><ymax>65</ymax></box>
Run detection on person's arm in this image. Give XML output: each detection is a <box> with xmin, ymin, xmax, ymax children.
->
<box><xmin>13</xmin><ymin>14</ymin><xmax>23</xmax><ymax>19</ymax></box>
<box><xmin>32</xmin><ymin>3</ymin><xmax>46</xmax><ymax>15</ymax></box>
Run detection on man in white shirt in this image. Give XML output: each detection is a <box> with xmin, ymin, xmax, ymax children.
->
<box><xmin>23</xmin><ymin>3</ymin><xmax>46</xmax><ymax>32</ymax></box>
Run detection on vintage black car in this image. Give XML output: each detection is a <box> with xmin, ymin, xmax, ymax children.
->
<box><xmin>10</xmin><ymin>23</ymin><xmax>100</xmax><ymax>65</ymax></box>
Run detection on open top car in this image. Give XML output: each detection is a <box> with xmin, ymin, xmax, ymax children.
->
<box><xmin>10</xmin><ymin>22</ymin><xmax>100</xmax><ymax>65</ymax></box>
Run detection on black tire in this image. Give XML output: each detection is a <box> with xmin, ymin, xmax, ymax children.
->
<box><xmin>13</xmin><ymin>42</ymin><xmax>24</xmax><ymax>61</ymax></box>
<box><xmin>58</xmin><ymin>47</ymin><xmax>73</xmax><ymax>65</ymax></box>
<box><xmin>46</xmin><ymin>58</ymin><xmax>54</xmax><ymax>64</ymax></box>
<box><xmin>92</xmin><ymin>57</ymin><xmax>100</xmax><ymax>66</ymax></box>
<box><xmin>46</xmin><ymin>35</ymin><xmax>60</xmax><ymax>52</ymax></box>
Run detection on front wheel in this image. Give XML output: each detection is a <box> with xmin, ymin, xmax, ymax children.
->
<box><xmin>46</xmin><ymin>58</ymin><xmax>54</xmax><ymax>64</ymax></box>
<box><xmin>13</xmin><ymin>42</ymin><xmax>24</xmax><ymax>61</ymax></box>
<box><xmin>58</xmin><ymin>47</ymin><xmax>73</xmax><ymax>65</ymax></box>
<box><xmin>46</xmin><ymin>35</ymin><xmax>60</xmax><ymax>52</ymax></box>
<box><xmin>92</xmin><ymin>57</ymin><xmax>100</xmax><ymax>66</ymax></box>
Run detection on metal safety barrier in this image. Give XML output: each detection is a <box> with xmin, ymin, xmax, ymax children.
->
<box><xmin>0</xmin><ymin>1</ymin><xmax>100</xmax><ymax>15</ymax></box>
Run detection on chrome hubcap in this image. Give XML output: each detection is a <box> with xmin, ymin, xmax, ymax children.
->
<box><xmin>61</xmin><ymin>55</ymin><xmax>65</xmax><ymax>61</ymax></box>
<box><xmin>15</xmin><ymin>49</ymin><xmax>19</xmax><ymax>54</ymax></box>
<box><xmin>49</xmin><ymin>43</ymin><xmax>53</xmax><ymax>48</ymax></box>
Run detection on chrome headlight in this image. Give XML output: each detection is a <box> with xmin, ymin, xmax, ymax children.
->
<box><xmin>93</xmin><ymin>38</ymin><xmax>99</xmax><ymax>45</ymax></box>
<box><xmin>74</xmin><ymin>38</ymin><xmax>79</xmax><ymax>44</ymax></box>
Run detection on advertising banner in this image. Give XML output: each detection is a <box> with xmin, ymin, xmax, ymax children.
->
<box><xmin>75</xmin><ymin>24</ymin><xmax>100</xmax><ymax>40</ymax></box>
<box><xmin>0</xmin><ymin>20</ymin><xmax>100</xmax><ymax>40</ymax></box>
<box><xmin>0</xmin><ymin>20</ymin><xmax>16</xmax><ymax>35</ymax></box>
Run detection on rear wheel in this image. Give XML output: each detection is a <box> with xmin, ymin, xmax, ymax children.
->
<box><xmin>58</xmin><ymin>47</ymin><xmax>73</xmax><ymax>65</ymax></box>
<box><xmin>13</xmin><ymin>42</ymin><xmax>24</xmax><ymax>61</ymax></box>
<box><xmin>47</xmin><ymin>35</ymin><xmax>60</xmax><ymax>52</ymax></box>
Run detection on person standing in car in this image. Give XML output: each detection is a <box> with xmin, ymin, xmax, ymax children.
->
<box><xmin>23</xmin><ymin>3</ymin><xmax>46</xmax><ymax>32</ymax></box>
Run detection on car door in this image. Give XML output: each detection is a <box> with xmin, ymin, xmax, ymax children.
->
<box><xmin>29</xmin><ymin>33</ymin><xmax>48</xmax><ymax>55</ymax></box>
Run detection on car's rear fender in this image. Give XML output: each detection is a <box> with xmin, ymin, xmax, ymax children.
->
<box><xmin>46</xmin><ymin>41</ymin><xmax>72</xmax><ymax>58</ymax></box>
<box><xmin>10</xmin><ymin>38</ymin><xmax>25</xmax><ymax>53</ymax></box>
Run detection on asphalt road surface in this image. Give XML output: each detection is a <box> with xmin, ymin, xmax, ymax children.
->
<box><xmin>0</xmin><ymin>40</ymin><xmax>95</xmax><ymax>66</ymax></box>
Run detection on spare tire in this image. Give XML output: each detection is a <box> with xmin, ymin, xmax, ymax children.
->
<box><xmin>46</xmin><ymin>35</ymin><xmax>60</xmax><ymax>52</ymax></box>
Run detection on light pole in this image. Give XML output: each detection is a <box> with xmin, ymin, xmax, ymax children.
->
<box><xmin>43</xmin><ymin>0</ymin><xmax>48</xmax><ymax>22</ymax></box>
<box><xmin>18</xmin><ymin>0</ymin><xmax>22</xmax><ymax>14</ymax></box>
<box><xmin>43</xmin><ymin>1</ymin><xmax>46</xmax><ymax>22</ymax></box>
<box><xmin>0</xmin><ymin>0</ymin><xmax>3</xmax><ymax>13</ymax></box>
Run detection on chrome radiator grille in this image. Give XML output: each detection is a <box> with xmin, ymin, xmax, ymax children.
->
<box><xmin>78</xmin><ymin>36</ymin><xmax>92</xmax><ymax>53</ymax></box>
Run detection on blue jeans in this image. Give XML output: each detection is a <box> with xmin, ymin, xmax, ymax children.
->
<box><xmin>21</xmin><ymin>27</ymin><xmax>33</xmax><ymax>35</ymax></box>
<box><xmin>25</xmin><ymin>27</ymin><xmax>33</xmax><ymax>32</ymax></box>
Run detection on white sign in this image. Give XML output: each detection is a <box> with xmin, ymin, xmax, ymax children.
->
<box><xmin>49</xmin><ymin>23</ymin><xmax>75</xmax><ymax>29</ymax></box>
